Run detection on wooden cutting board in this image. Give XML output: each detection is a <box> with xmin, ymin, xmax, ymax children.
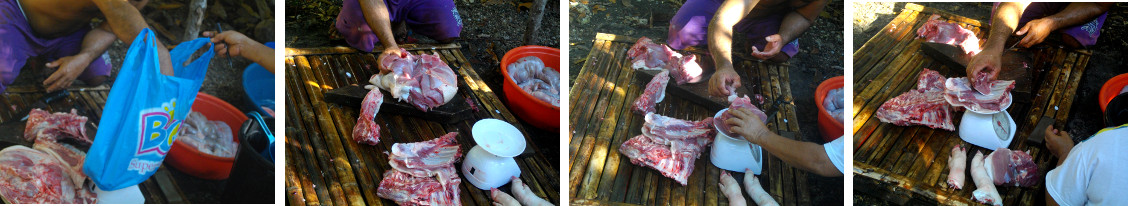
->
<box><xmin>323</xmin><ymin>84</ymin><xmax>475</xmax><ymax>124</ymax></box>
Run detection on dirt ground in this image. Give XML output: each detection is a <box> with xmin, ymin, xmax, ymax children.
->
<box><xmin>569</xmin><ymin>0</ymin><xmax>846</xmax><ymax>204</ymax></box>
<box><xmin>853</xmin><ymin>2</ymin><xmax>1128</xmax><ymax>205</ymax></box>
<box><xmin>285</xmin><ymin>0</ymin><xmax>562</xmax><ymax>163</ymax></box>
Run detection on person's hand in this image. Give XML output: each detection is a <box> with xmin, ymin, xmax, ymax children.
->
<box><xmin>1015</xmin><ymin>18</ymin><xmax>1057</xmax><ymax>48</ymax></box>
<box><xmin>725</xmin><ymin>108</ymin><xmax>773</xmax><ymax>144</ymax></box>
<box><xmin>43</xmin><ymin>55</ymin><xmax>94</xmax><ymax>92</ymax></box>
<box><xmin>376</xmin><ymin>46</ymin><xmax>404</xmax><ymax>72</ymax></box>
<box><xmin>709</xmin><ymin>65</ymin><xmax>741</xmax><ymax>97</ymax></box>
<box><xmin>750</xmin><ymin>34</ymin><xmax>783</xmax><ymax>60</ymax></box>
<box><xmin>966</xmin><ymin>46</ymin><xmax>1002</xmax><ymax>86</ymax></box>
<box><xmin>1044</xmin><ymin>125</ymin><xmax>1074</xmax><ymax>160</ymax></box>
<box><xmin>202</xmin><ymin>31</ymin><xmax>254</xmax><ymax>58</ymax></box>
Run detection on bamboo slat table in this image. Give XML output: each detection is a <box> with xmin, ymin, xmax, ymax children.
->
<box><xmin>284</xmin><ymin>44</ymin><xmax>559</xmax><ymax>206</ymax></box>
<box><xmin>0</xmin><ymin>86</ymin><xmax>191</xmax><ymax>203</ymax></box>
<box><xmin>852</xmin><ymin>3</ymin><xmax>1090</xmax><ymax>205</ymax></box>
<box><xmin>569</xmin><ymin>33</ymin><xmax>816</xmax><ymax>206</ymax></box>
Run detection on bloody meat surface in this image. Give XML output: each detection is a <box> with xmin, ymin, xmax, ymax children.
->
<box><xmin>352</xmin><ymin>88</ymin><xmax>385</xmax><ymax>145</ymax></box>
<box><xmin>376</xmin><ymin>132</ymin><xmax>462</xmax><ymax>205</ymax></box>
<box><xmin>619</xmin><ymin>113</ymin><xmax>714</xmax><ymax>185</ymax></box>
<box><xmin>627</xmin><ymin>37</ymin><xmax>704</xmax><ymax>85</ymax></box>
<box><xmin>370</xmin><ymin>49</ymin><xmax>459</xmax><ymax>111</ymax></box>
<box><xmin>875</xmin><ymin>69</ymin><xmax>956</xmax><ymax>131</ymax></box>
<box><xmin>917</xmin><ymin>14</ymin><xmax>982</xmax><ymax>55</ymax></box>
<box><xmin>632</xmin><ymin>70</ymin><xmax>670</xmax><ymax>114</ymax></box>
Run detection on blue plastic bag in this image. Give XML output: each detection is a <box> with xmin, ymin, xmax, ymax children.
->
<box><xmin>83</xmin><ymin>29</ymin><xmax>215</xmax><ymax>191</ymax></box>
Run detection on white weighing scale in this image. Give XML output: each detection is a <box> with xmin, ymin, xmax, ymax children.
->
<box><xmin>710</xmin><ymin>108</ymin><xmax>763</xmax><ymax>174</ymax></box>
<box><xmin>462</xmin><ymin>119</ymin><xmax>525</xmax><ymax>190</ymax></box>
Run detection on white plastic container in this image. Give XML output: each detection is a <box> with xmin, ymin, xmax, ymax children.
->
<box><xmin>710</xmin><ymin>108</ymin><xmax>763</xmax><ymax>174</ymax></box>
<box><xmin>959</xmin><ymin>110</ymin><xmax>1016</xmax><ymax>150</ymax></box>
<box><xmin>462</xmin><ymin>119</ymin><xmax>525</xmax><ymax>190</ymax></box>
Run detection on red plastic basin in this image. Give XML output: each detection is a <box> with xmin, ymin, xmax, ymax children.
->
<box><xmin>165</xmin><ymin>92</ymin><xmax>248</xmax><ymax>180</ymax></box>
<box><xmin>815</xmin><ymin>76</ymin><xmax>845</xmax><ymax>142</ymax></box>
<box><xmin>500</xmin><ymin>46</ymin><xmax>560</xmax><ymax>131</ymax></box>
<box><xmin>1099</xmin><ymin>73</ymin><xmax>1128</xmax><ymax>112</ymax></box>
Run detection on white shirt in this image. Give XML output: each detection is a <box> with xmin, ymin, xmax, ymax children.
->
<box><xmin>824</xmin><ymin>137</ymin><xmax>844</xmax><ymax>173</ymax></box>
<box><xmin>1046</xmin><ymin>125</ymin><xmax>1128</xmax><ymax>206</ymax></box>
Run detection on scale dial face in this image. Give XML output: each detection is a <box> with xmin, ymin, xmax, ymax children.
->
<box><xmin>992</xmin><ymin>112</ymin><xmax>1013</xmax><ymax>141</ymax></box>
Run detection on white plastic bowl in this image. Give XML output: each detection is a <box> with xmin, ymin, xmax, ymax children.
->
<box><xmin>959</xmin><ymin>110</ymin><xmax>1017</xmax><ymax>150</ymax></box>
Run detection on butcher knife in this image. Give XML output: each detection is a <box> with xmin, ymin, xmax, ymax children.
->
<box><xmin>633</xmin><ymin>69</ymin><xmax>753</xmax><ymax>111</ymax></box>
<box><xmin>324</xmin><ymin>84</ymin><xmax>475</xmax><ymax>124</ymax></box>
<box><xmin>1026</xmin><ymin>117</ymin><xmax>1054</xmax><ymax>145</ymax></box>
<box><xmin>0</xmin><ymin>90</ymin><xmax>71</xmax><ymax>147</ymax></box>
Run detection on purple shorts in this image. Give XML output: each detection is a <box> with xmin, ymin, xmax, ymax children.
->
<box><xmin>0</xmin><ymin>0</ymin><xmax>111</xmax><ymax>93</ymax></box>
<box><xmin>667</xmin><ymin>0</ymin><xmax>799</xmax><ymax>58</ymax></box>
<box><xmin>336</xmin><ymin>0</ymin><xmax>463</xmax><ymax>53</ymax></box>
<box><xmin>992</xmin><ymin>2</ymin><xmax>1106</xmax><ymax>47</ymax></box>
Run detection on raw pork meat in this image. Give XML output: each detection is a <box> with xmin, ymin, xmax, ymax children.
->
<box><xmin>718</xmin><ymin>172</ymin><xmax>747</xmax><ymax>206</ymax></box>
<box><xmin>947</xmin><ymin>145</ymin><xmax>967</xmax><ymax>189</ymax></box>
<box><xmin>176</xmin><ymin>111</ymin><xmax>238</xmax><ymax>158</ymax></box>
<box><xmin>25</xmin><ymin>109</ymin><xmax>91</xmax><ymax>145</ymax></box>
<box><xmin>742</xmin><ymin>171</ymin><xmax>779</xmax><ymax>206</ymax></box>
<box><xmin>824</xmin><ymin>88</ymin><xmax>845</xmax><ymax>124</ymax></box>
<box><xmin>875</xmin><ymin>69</ymin><xmax>955</xmax><ymax>131</ymax></box>
<box><xmin>371</xmin><ymin>49</ymin><xmax>459</xmax><ymax>111</ymax></box>
<box><xmin>716</xmin><ymin>94</ymin><xmax>768</xmax><ymax>137</ymax></box>
<box><xmin>619</xmin><ymin>113</ymin><xmax>714</xmax><ymax>185</ymax></box>
<box><xmin>917</xmin><ymin>15</ymin><xmax>982</xmax><ymax>55</ymax></box>
<box><xmin>35</xmin><ymin>139</ymin><xmax>88</xmax><ymax>187</ymax></box>
<box><xmin>508</xmin><ymin>56</ymin><xmax>561</xmax><ymax>107</ymax></box>
<box><xmin>352</xmin><ymin>88</ymin><xmax>384</xmax><ymax>145</ymax></box>
<box><xmin>376</xmin><ymin>132</ymin><xmax>463</xmax><ymax>205</ymax></box>
<box><xmin>944</xmin><ymin>77</ymin><xmax>1015</xmax><ymax>113</ymax></box>
<box><xmin>627</xmin><ymin>37</ymin><xmax>704</xmax><ymax>85</ymax></box>
<box><xmin>984</xmin><ymin>148</ymin><xmax>1039</xmax><ymax>187</ymax></box>
<box><xmin>489</xmin><ymin>177</ymin><xmax>554</xmax><ymax>206</ymax></box>
<box><xmin>632</xmin><ymin>70</ymin><xmax>670</xmax><ymax>114</ymax></box>
<box><xmin>0</xmin><ymin>146</ymin><xmax>95</xmax><ymax>204</ymax></box>
<box><xmin>970</xmin><ymin>151</ymin><xmax>1002</xmax><ymax>206</ymax></box>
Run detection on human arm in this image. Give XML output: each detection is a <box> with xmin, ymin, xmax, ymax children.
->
<box><xmin>357</xmin><ymin>0</ymin><xmax>405</xmax><ymax>67</ymax></box>
<box><xmin>752</xmin><ymin>0</ymin><xmax>827</xmax><ymax>61</ymax></box>
<box><xmin>966</xmin><ymin>2</ymin><xmax>1028</xmax><ymax>87</ymax></box>
<box><xmin>90</xmin><ymin>0</ymin><xmax>173</xmax><ymax>76</ymax></box>
<box><xmin>724</xmin><ymin>108</ymin><xmax>843</xmax><ymax>177</ymax></box>
<box><xmin>706</xmin><ymin>0</ymin><xmax>759</xmax><ymax>97</ymax></box>
<box><xmin>1016</xmin><ymin>2</ymin><xmax>1112</xmax><ymax>48</ymax></box>
<box><xmin>42</xmin><ymin>26</ymin><xmax>116</xmax><ymax>91</ymax></box>
<box><xmin>203</xmin><ymin>31</ymin><xmax>275</xmax><ymax>73</ymax></box>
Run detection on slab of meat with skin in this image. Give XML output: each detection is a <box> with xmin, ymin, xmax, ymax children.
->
<box><xmin>984</xmin><ymin>148</ymin><xmax>1039</xmax><ymax>187</ymax></box>
<box><xmin>627</xmin><ymin>37</ymin><xmax>703</xmax><ymax>84</ymax></box>
<box><xmin>34</xmin><ymin>138</ymin><xmax>88</xmax><ymax>188</ymax></box>
<box><xmin>0</xmin><ymin>146</ymin><xmax>81</xmax><ymax>204</ymax></box>
<box><xmin>970</xmin><ymin>151</ymin><xmax>1003</xmax><ymax>206</ymax></box>
<box><xmin>633</xmin><ymin>70</ymin><xmax>670</xmax><ymax>114</ymax></box>
<box><xmin>508</xmin><ymin>56</ymin><xmax>561</xmax><ymax>107</ymax></box>
<box><xmin>718</xmin><ymin>172</ymin><xmax>747</xmax><ymax>206</ymax></box>
<box><xmin>917</xmin><ymin>15</ymin><xmax>982</xmax><ymax>55</ymax></box>
<box><xmin>24</xmin><ymin>109</ymin><xmax>91</xmax><ymax>145</ymax></box>
<box><xmin>947</xmin><ymin>145</ymin><xmax>967</xmax><ymax>189</ymax></box>
<box><xmin>619</xmin><ymin>113</ymin><xmax>715</xmax><ymax>185</ymax></box>
<box><xmin>352</xmin><ymin>88</ymin><xmax>384</xmax><ymax>145</ymax></box>
<box><xmin>376</xmin><ymin>167</ymin><xmax>462</xmax><ymax>206</ymax></box>
<box><xmin>875</xmin><ymin>69</ymin><xmax>955</xmax><ymax>130</ymax></box>
<box><xmin>944</xmin><ymin>77</ymin><xmax>1015</xmax><ymax>113</ymax></box>
<box><xmin>377</xmin><ymin>132</ymin><xmax>462</xmax><ymax>205</ymax></box>
<box><xmin>370</xmin><ymin>50</ymin><xmax>459</xmax><ymax>111</ymax></box>
<box><xmin>716</xmin><ymin>94</ymin><xmax>768</xmax><ymax>137</ymax></box>
<box><xmin>388</xmin><ymin>132</ymin><xmax>462</xmax><ymax>178</ymax></box>
<box><xmin>973</xmin><ymin>70</ymin><xmax>996</xmax><ymax>95</ymax></box>
<box><xmin>493</xmin><ymin>176</ymin><xmax>554</xmax><ymax>206</ymax></box>
<box><xmin>743</xmin><ymin>170</ymin><xmax>779</xmax><ymax>206</ymax></box>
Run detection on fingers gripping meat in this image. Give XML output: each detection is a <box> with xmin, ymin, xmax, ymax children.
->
<box><xmin>970</xmin><ymin>151</ymin><xmax>1003</xmax><ymax>206</ymax></box>
<box><xmin>719</xmin><ymin>172</ymin><xmax>747</xmax><ymax>206</ymax></box>
<box><xmin>947</xmin><ymin>145</ymin><xmax>967</xmax><ymax>189</ymax></box>
<box><xmin>743</xmin><ymin>170</ymin><xmax>779</xmax><ymax>206</ymax></box>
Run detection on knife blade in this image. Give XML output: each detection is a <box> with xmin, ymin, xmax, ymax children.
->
<box><xmin>0</xmin><ymin>90</ymin><xmax>71</xmax><ymax>144</ymax></box>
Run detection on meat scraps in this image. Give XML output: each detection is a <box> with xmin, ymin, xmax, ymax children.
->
<box><xmin>824</xmin><ymin>88</ymin><xmax>845</xmax><ymax>124</ymax></box>
<box><xmin>917</xmin><ymin>14</ymin><xmax>982</xmax><ymax>55</ymax></box>
<box><xmin>875</xmin><ymin>69</ymin><xmax>956</xmax><ymax>131</ymax></box>
<box><xmin>0</xmin><ymin>145</ymin><xmax>96</xmax><ymax>204</ymax></box>
<box><xmin>715</xmin><ymin>94</ymin><xmax>768</xmax><ymax>137</ymax></box>
<box><xmin>25</xmin><ymin>109</ymin><xmax>92</xmax><ymax>145</ymax></box>
<box><xmin>947</xmin><ymin>145</ymin><xmax>967</xmax><ymax>189</ymax></box>
<box><xmin>176</xmin><ymin>111</ymin><xmax>238</xmax><ymax>157</ymax></box>
<box><xmin>944</xmin><ymin>77</ymin><xmax>1015</xmax><ymax>113</ymax></box>
<box><xmin>352</xmin><ymin>88</ymin><xmax>385</xmax><ymax>145</ymax></box>
<box><xmin>627</xmin><ymin>37</ymin><xmax>704</xmax><ymax>85</ymax></box>
<box><xmin>632</xmin><ymin>70</ymin><xmax>670</xmax><ymax>114</ymax></box>
<box><xmin>619</xmin><ymin>112</ymin><xmax>714</xmax><ymax>185</ymax></box>
<box><xmin>984</xmin><ymin>148</ymin><xmax>1039</xmax><ymax>187</ymax></box>
<box><xmin>507</xmin><ymin>56</ymin><xmax>561</xmax><ymax>107</ymax></box>
<box><xmin>371</xmin><ymin>48</ymin><xmax>459</xmax><ymax>111</ymax></box>
<box><xmin>376</xmin><ymin>132</ymin><xmax>463</xmax><ymax>205</ymax></box>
